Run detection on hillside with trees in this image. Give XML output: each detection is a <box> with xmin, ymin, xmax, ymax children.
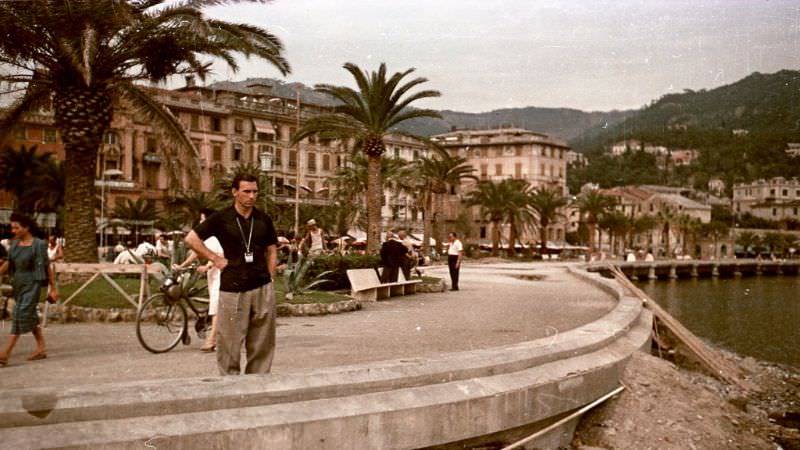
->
<box><xmin>568</xmin><ymin>70</ymin><xmax>800</xmax><ymax>194</ymax></box>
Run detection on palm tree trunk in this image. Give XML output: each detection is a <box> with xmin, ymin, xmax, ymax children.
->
<box><xmin>540</xmin><ymin>219</ymin><xmax>549</xmax><ymax>257</ymax></box>
<box><xmin>508</xmin><ymin>220</ymin><xmax>517</xmax><ymax>257</ymax></box>
<box><xmin>54</xmin><ymin>84</ymin><xmax>113</xmax><ymax>262</ymax></box>
<box><xmin>588</xmin><ymin>221</ymin><xmax>597</xmax><ymax>252</ymax></box>
<box><xmin>422</xmin><ymin>191</ymin><xmax>432</xmax><ymax>257</ymax></box>
<box><xmin>366</xmin><ymin>154</ymin><xmax>383</xmax><ymax>254</ymax></box>
<box><xmin>434</xmin><ymin>192</ymin><xmax>445</xmax><ymax>255</ymax></box>
<box><xmin>491</xmin><ymin>219</ymin><xmax>501</xmax><ymax>256</ymax></box>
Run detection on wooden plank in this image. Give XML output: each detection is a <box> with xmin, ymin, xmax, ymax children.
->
<box><xmin>100</xmin><ymin>272</ymin><xmax>137</xmax><ymax>308</ymax></box>
<box><xmin>608</xmin><ymin>264</ymin><xmax>758</xmax><ymax>392</ymax></box>
<box><xmin>54</xmin><ymin>263</ymin><xmax>163</xmax><ymax>274</ymax></box>
<box><xmin>61</xmin><ymin>272</ymin><xmax>102</xmax><ymax>306</ymax></box>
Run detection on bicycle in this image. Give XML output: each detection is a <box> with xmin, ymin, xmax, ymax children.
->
<box><xmin>135</xmin><ymin>266</ymin><xmax>210</xmax><ymax>353</ymax></box>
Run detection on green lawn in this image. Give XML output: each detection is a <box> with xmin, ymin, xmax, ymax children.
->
<box><xmin>52</xmin><ymin>276</ymin><xmax>350</xmax><ymax>309</ymax></box>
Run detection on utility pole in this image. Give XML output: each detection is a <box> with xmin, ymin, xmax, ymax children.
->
<box><xmin>293</xmin><ymin>85</ymin><xmax>301</xmax><ymax>237</ymax></box>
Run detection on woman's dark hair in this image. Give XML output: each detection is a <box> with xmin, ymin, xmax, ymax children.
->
<box><xmin>9</xmin><ymin>211</ymin><xmax>38</xmax><ymax>235</ymax></box>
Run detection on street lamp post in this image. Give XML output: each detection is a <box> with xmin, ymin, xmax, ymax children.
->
<box><xmin>99</xmin><ymin>168</ymin><xmax>123</xmax><ymax>257</ymax></box>
<box><xmin>259</xmin><ymin>149</ymin><xmax>274</xmax><ymax>213</ymax></box>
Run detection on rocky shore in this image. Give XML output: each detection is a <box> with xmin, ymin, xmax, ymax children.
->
<box><xmin>572</xmin><ymin>349</ymin><xmax>800</xmax><ymax>450</ymax></box>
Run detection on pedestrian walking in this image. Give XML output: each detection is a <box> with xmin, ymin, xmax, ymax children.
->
<box><xmin>185</xmin><ymin>173</ymin><xmax>278</xmax><ymax>375</ymax></box>
<box><xmin>447</xmin><ymin>232</ymin><xmax>463</xmax><ymax>291</ymax></box>
<box><xmin>0</xmin><ymin>212</ymin><xmax>58</xmax><ymax>366</ymax></box>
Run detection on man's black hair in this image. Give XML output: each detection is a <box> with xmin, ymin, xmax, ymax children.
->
<box><xmin>231</xmin><ymin>173</ymin><xmax>259</xmax><ymax>190</ymax></box>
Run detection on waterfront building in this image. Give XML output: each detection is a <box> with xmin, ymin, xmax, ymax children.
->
<box><xmin>431</xmin><ymin>127</ymin><xmax>570</xmax><ymax>246</ymax></box>
<box><xmin>733</xmin><ymin>177</ymin><xmax>800</xmax><ymax>221</ymax></box>
<box><xmin>0</xmin><ymin>79</ymin><xmax>430</xmax><ymax>235</ymax></box>
<box><xmin>595</xmin><ymin>185</ymin><xmax>713</xmax><ymax>257</ymax></box>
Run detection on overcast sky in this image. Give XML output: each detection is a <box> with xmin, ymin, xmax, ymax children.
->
<box><xmin>204</xmin><ymin>0</ymin><xmax>800</xmax><ymax>113</ymax></box>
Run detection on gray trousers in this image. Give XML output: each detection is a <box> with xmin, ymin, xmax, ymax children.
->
<box><xmin>217</xmin><ymin>283</ymin><xmax>275</xmax><ymax>375</ymax></box>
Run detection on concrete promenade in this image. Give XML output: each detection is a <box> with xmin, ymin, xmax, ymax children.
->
<box><xmin>0</xmin><ymin>262</ymin><xmax>651</xmax><ymax>449</ymax></box>
<box><xmin>0</xmin><ymin>262</ymin><xmax>615</xmax><ymax>389</ymax></box>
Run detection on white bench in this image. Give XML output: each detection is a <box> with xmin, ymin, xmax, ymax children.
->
<box><xmin>346</xmin><ymin>268</ymin><xmax>422</xmax><ymax>302</ymax></box>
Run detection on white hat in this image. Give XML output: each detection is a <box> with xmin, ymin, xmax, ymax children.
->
<box><xmin>307</xmin><ymin>219</ymin><xmax>316</xmax><ymax>225</ymax></box>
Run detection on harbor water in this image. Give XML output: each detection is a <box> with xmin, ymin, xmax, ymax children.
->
<box><xmin>638</xmin><ymin>276</ymin><xmax>800</xmax><ymax>368</ymax></box>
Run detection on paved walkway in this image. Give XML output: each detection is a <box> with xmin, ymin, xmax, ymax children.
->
<box><xmin>0</xmin><ymin>262</ymin><xmax>615</xmax><ymax>391</ymax></box>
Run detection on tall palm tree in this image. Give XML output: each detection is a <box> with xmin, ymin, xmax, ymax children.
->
<box><xmin>0</xmin><ymin>145</ymin><xmax>53</xmax><ymax>211</ymax></box>
<box><xmin>656</xmin><ymin>206</ymin><xmax>679</xmax><ymax>258</ymax></box>
<box><xmin>329</xmin><ymin>152</ymin><xmax>413</xmax><ymax>236</ymax></box>
<box><xmin>500</xmin><ymin>180</ymin><xmax>535</xmax><ymax>257</ymax></box>
<box><xmin>0</xmin><ymin>0</ymin><xmax>290</xmax><ymax>261</ymax></box>
<box><xmin>630</xmin><ymin>213</ymin><xmax>658</xmax><ymax>251</ymax></box>
<box><xmin>415</xmin><ymin>149</ymin><xmax>476</xmax><ymax>255</ymax></box>
<box><xmin>527</xmin><ymin>186</ymin><xmax>568</xmax><ymax>256</ymax></box>
<box><xmin>575</xmin><ymin>190</ymin><xmax>616</xmax><ymax>252</ymax></box>
<box><xmin>463</xmin><ymin>180</ymin><xmax>518</xmax><ymax>256</ymax></box>
<box><xmin>292</xmin><ymin>63</ymin><xmax>441</xmax><ymax>254</ymax></box>
<box><xmin>598</xmin><ymin>210</ymin><xmax>631</xmax><ymax>256</ymax></box>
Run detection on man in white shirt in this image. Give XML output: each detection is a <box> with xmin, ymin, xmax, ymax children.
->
<box><xmin>135</xmin><ymin>239</ymin><xmax>156</xmax><ymax>258</ymax></box>
<box><xmin>113</xmin><ymin>241</ymin><xmax>140</xmax><ymax>264</ymax></box>
<box><xmin>447</xmin><ymin>232</ymin><xmax>463</xmax><ymax>291</ymax></box>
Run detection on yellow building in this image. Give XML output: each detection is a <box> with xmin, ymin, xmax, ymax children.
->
<box><xmin>431</xmin><ymin>128</ymin><xmax>570</xmax><ymax>246</ymax></box>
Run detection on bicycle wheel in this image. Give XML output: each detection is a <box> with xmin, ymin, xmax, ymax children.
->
<box><xmin>136</xmin><ymin>293</ymin><xmax>187</xmax><ymax>353</ymax></box>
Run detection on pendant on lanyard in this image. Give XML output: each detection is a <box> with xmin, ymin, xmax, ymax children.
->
<box><xmin>236</xmin><ymin>215</ymin><xmax>255</xmax><ymax>263</ymax></box>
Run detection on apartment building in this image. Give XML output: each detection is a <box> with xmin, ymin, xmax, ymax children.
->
<box><xmin>431</xmin><ymin>127</ymin><xmax>570</xmax><ymax>244</ymax></box>
<box><xmin>1</xmin><ymin>78</ymin><xmax>429</xmax><ymax>233</ymax></box>
<box><xmin>733</xmin><ymin>177</ymin><xmax>800</xmax><ymax>221</ymax></box>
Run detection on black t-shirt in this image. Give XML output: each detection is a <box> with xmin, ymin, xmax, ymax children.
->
<box><xmin>194</xmin><ymin>206</ymin><xmax>278</xmax><ymax>293</ymax></box>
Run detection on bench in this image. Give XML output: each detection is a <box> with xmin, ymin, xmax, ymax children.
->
<box><xmin>346</xmin><ymin>268</ymin><xmax>422</xmax><ymax>302</ymax></box>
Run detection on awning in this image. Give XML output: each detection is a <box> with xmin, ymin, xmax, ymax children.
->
<box><xmin>252</xmin><ymin>119</ymin><xmax>276</xmax><ymax>134</ymax></box>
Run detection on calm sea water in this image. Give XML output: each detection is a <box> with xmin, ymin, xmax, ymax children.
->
<box><xmin>637</xmin><ymin>276</ymin><xmax>800</xmax><ymax>368</ymax></box>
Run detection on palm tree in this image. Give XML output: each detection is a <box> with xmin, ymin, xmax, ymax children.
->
<box><xmin>0</xmin><ymin>145</ymin><xmax>53</xmax><ymax>211</ymax></box>
<box><xmin>575</xmin><ymin>190</ymin><xmax>616</xmax><ymax>252</ymax></box>
<box><xmin>527</xmin><ymin>186</ymin><xmax>568</xmax><ymax>256</ymax></box>
<box><xmin>415</xmin><ymin>149</ymin><xmax>476</xmax><ymax>255</ymax></box>
<box><xmin>292</xmin><ymin>63</ymin><xmax>441</xmax><ymax>254</ymax></box>
<box><xmin>501</xmin><ymin>180</ymin><xmax>535</xmax><ymax>257</ymax></box>
<box><xmin>329</xmin><ymin>152</ymin><xmax>413</xmax><ymax>236</ymax></box>
<box><xmin>463</xmin><ymin>180</ymin><xmax>518</xmax><ymax>256</ymax></box>
<box><xmin>656</xmin><ymin>206</ymin><xmax>679</xmax><ymax>258</ymax></box>
<box><xmin>174</xmin><ymin>191</ymin><xmax>224</xmax><ymax>228</ymax></box>
<box><xmin>598</xmin><ymin>210</ymin><xmax>631</xmax><ymax>256</ymax></box>
<box><xmin>112</xmin><ymin>197</ymin><xmax>159</xmax><ymax>245</ymax></box>
<box><xmin>0</xmin><ymin>1</ymin><xmax>290</xmax><ymax>261</ymax></box>
<box><xmin>24</xmin><ymin>156</ymin><xmax>65</xmax><ymax>214</ymax></box>
<box><xmin>630</xmin><ymin>214</ymin><xmax>658</xmax><ymax>251</ymax></box>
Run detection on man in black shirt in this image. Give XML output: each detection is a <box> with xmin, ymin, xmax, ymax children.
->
<box><xmin>185</xmin><ymin>173</ymin><xmax>278</xmax><ymax>375</ymax></box>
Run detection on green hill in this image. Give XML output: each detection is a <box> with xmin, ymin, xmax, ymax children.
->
<box><xmin>398</xmin><ymin>107</ymin><xmax>629</xmax><ymax>141</ymax></box>
<box><xmin>568</xmin><ymin>70</ymin><xmax>800</xmax><ymax>193</ymax></box>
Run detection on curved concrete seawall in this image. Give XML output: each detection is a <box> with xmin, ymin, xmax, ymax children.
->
<box><xmin>0</xmin><ymin>265</ymin><xmax>651</xmax><ymax>449</ymax></box>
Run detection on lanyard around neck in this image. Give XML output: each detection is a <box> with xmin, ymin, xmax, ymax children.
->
<box><xmin>235</xmin><ymin>215</ymin><xmax>254</xmax><ymax>254</ymax></box>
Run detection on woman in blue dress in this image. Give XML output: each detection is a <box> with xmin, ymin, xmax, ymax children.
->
<box><xmin>0</xmin><ymin>212</ymin><xmax>59</xmax><ymax>366</ymax></box>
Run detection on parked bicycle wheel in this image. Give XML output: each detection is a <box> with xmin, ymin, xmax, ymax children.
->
<box><xmin>136</xmin><ymin>293</ymin><xmax>187</xmax><ymax>353</ymax></box>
